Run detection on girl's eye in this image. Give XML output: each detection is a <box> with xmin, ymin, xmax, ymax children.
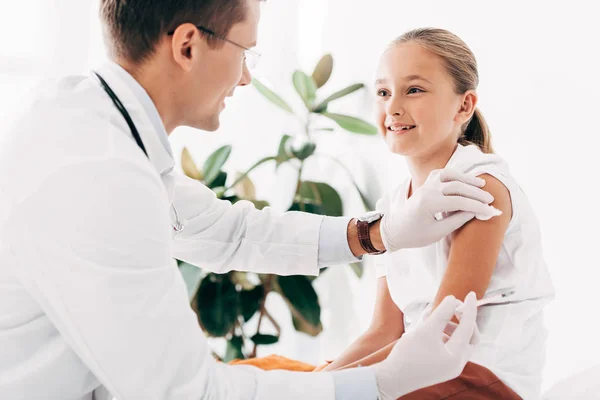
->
<box><xmin>377</xmin><ymin>89</ymin><xmax>389</xmax><ymax>97</ymax></box>
<box><xmin>407</xmin><ymin>87</ymin><xmax>424</xmax><ymax>94</ymax></box>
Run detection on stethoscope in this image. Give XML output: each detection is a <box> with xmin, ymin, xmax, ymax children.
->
<box><xmin>94</xmin><ymin>72</ymin><xmax>184</xmax><ymax>233</ymax></box>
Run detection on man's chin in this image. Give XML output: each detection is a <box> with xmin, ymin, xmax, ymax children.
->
<box><xmin>191</xmin><ymin>115</ymin><xmax>221</xmax><ymax>132</ymax></box>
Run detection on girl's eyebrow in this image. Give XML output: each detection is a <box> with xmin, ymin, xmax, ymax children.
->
<box><xmin>404</xmin><ymin>74</ymin><xmax>433</xmax><ymax>84</ymax></box>
<box><xmin>375</xmin><ymin>75</ymin><xmax>432</xmax><ymax>85</ymax></box>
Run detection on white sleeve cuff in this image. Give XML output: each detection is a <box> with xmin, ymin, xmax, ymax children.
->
<box><xmin>317</xmin><ymin>217</ymin><xmax>362</xmax><ymax>267</ymax></box>
<box><xmin>332</xmin><ymin>366</ymin><xmax>379</xmax><ymax>400</ymax></box>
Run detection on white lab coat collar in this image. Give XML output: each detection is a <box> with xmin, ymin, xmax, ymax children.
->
<box><xmin>93</xmin><ymin>62</ymin><xmax>175</xmax><ymax>177</ymax></box>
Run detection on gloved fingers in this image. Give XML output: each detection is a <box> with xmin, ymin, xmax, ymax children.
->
<box><xmin>425</xmin><ymin>295</ymin><xmax>461</xmax><ymax>334</ymax></box>
<box><xmin>442</xmin><ymin>313</ymin><xmax>480</xmax><ymax>345</ymax></box>
<box><xmin>438</xmin><ymin>196</ymin><xmax>501</xmax><ymax>217</ymax></box>
<box><xmin>446</xmin><ymin>292</ymin><xmax>478</xmax><ymax>354</ymax></box>
<box><xmin>441</xmin><ymin>181</ymin><xmax>494</xmax><ymax>204</ymax></box>
<box><xmin>452</xmin><ymin>313</ymin><xmax>481</xmax><ymax>346</ymax></box>
<box><xmin>438</xmin><ymin>168</ymin><xmax>486</xmax><ymax>188</ymax></box>
<box><xmin>434</xmin><ymin>211</ymin><xmax>475</xmax><ymax>233</ymax></box>
<box><xmin>442</xmin><ymin>321</ymin><xmax>458</xmax><ymax>343</ymax></box>
<box><xmin>444</xmin><ymin>321</ymin><xmax>458</xmax><ymax>336</ymax></box>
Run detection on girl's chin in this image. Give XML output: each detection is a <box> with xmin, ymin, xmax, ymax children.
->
<box><xmin>385</xmin><ymin>138</ymin><xmax>416</xmax><ymax>156</ymax></box>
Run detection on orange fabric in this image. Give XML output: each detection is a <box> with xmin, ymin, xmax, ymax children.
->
<box><xmin>228</xmin><ymin>354</ymin><xmax>317</xmax><ymax>372</ymax></box>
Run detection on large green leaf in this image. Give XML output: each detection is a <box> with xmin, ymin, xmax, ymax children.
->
<box><xmin>203</xmin><ymin>145</ymin><xmax>232</xmax><ymax>186</ymax></box>
<box><xmin>321</xmin><ymin>113</ymin><xmax>378</xmax><ymax>135</ymax></box>
<box><xmin>293</xmin><ymin>71</ymin><xmax>317</xmax><ymax>109</ymax></box>
<box><xmin>292</xmin><ymin>315</ymin><xmax>323</xmax><ymax>336</ymax></box>
<box><xmin>178</xmin><ymin>261</ymin><xmax>204</xmax><ymax>300</ymax></box>
<box><xmin>313</xmin><ymin>83</ymin><xmax>365</xmax><ymax>113</ymax></box>
<box><xmin>196</xmin><ymin>274</ymin><xmax>239</xmax><ymax>337</ymax></box>
<box><xmin>251</xmin><ymin>334</ymin><xmax>279</xmax><ymax>345</ymax></box>
<box><xmin>209</xmin><ymin>171</ymin><xmax>228</xmax><ymax>190</ymax></box>
<box><xmin>276</xmin><ymin>275</ymin><xmax>321</xmax><ymax>333</ymax></box>
<box><xmin>240</xmin><ymin>285</ymin><xmax>264</xmax><ymax>322</ymax></box>
<box><xmin>252</xmin><ymin>78</ymin><xmax>294</xmax><ymax>114</ymax></box>
<box><xmin>312</xmin><ymin>54</ymin><xmax>334</xmax><ymax>89</ymax></box>
<box><xmin>224</xmin><ymin>336</ymin><xmax>245</xmax><ymax>362</ymax></box>
<box><xmin>298</xmin><ymin>181</ymin><xmax>343</xmax><ymax>216</ymax></box>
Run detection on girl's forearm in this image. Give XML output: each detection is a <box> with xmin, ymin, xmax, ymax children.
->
<box><xmin>321</xmin><ymin>330</ymin><xmax>400</xmax><ymax>372</ymax></box>
<box><xmin>335</xmin><ymin>340</ymin><xmax>398</xmax><ymax>371</ymax></box>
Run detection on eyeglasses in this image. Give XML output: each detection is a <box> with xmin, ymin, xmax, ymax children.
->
<box><xmin>167</xmin><ymin>25</ymin><xmax>261</xmax><ymax>71</ymax></box>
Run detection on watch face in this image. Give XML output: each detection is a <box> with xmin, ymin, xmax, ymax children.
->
<box><xmin>360</xmin><ymin>211</ymin><xmax>383</xmax><ymax>224</ymax></box>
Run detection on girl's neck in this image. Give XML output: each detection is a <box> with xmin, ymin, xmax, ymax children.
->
<box><xmin>407</xmin><ymin>141</ymin><xmax>459</xmax><ymax>197</ymax></box>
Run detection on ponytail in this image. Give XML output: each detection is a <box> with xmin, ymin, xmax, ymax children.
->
<box><xmin>459</xmin><ymin>108</ymin><xmax>493</xmax><ymax>154</ymax></box>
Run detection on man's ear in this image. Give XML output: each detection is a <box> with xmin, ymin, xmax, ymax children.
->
<box><xmin>169</xmin><ymin>23</ymin><xmax>205</xmax><ymax>72</ymax></box>
<box><xmin>456</xmin><ymin>90</ymin><xmax>478</xmax><ymax>126</ymax></box>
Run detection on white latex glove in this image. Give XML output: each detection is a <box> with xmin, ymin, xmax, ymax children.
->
<box><xmin>380</xmin><ymin>168</ymin><xmax>502</xmax><ymax>251</ymax></box>
<box><xmin>374</xmin><ymin>292</ymin><xmax>479</xmax><ymax>400</ymax></box>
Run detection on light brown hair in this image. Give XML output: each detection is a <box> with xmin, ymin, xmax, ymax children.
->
<box><xmin>393</xmin><ymin>28</ymin><xmax>493</xmax><ymax>153</ymax></box>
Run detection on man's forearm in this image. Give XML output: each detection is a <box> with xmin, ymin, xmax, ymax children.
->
<box><xmin>347</xmin><ymin>219</ymin><xmax>386</xmax><ymax>257</ymax></box>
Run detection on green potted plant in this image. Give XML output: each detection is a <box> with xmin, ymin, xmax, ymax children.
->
<box><xmin>178</xmin><ymin>54</ymin><xmax>377</xmax><ymax>361</ymax></box>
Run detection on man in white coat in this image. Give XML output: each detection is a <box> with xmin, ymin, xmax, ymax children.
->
<box><xmin>0</xmin><ymin>0</ymin><xmax>499</xmax><ymax>399</ymax></box>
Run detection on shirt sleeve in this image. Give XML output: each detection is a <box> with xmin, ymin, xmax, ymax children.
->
<box><xmin>171</xmin><ymin>173</ymin><xmax>324</xmax><ymax>276</ymax></box>
<box><xmin>332</xmin><ymin>367</ymin><xmax>379</xmax><ymax>400</ymax></box>
<box><xmin>9</xmin><ymin>159</ymin><xmax>260</xmax><ymax>400</ymax></box>
<box><xmin>317</xmin><ymin>216</ymin><xmax>361</xmax><ymax>267</ymax></box>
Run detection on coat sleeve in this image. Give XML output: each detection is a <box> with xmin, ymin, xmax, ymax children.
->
<box><xmin>10</xmin><ymin>158</ymin><xmax>334</xmax><ymax>400</ymax></box>
<box><xmin>171</xmin><ymin>173</ymin><xmax>325</xmax><ymax>276</ymax></box>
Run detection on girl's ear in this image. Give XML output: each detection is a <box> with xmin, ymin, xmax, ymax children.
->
<box><xmin>456</xmin><ymin>90</ymin><xmax>478</xmax><ymax>126</ymax></box>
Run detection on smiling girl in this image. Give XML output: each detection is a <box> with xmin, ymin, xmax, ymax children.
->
<box><xmin>321</xmin><ymin>28</ymin><xmax>555</xmax><ymax>399</ymax></box>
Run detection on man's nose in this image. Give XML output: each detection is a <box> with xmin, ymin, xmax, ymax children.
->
<box><xmin>238</xmin><ymin>62</ymin><xmax>252</xmax><ymax>87</ymax></box>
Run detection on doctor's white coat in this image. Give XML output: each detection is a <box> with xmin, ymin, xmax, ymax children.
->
<box><xmin>0</xmin><ymin>63</ymin><xmax>342</xmax><ymax>400</ymax></box>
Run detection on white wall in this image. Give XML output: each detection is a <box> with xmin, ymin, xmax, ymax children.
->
<box><xmin>1</xmin><ymin>0</ymin><xmax>599</xmax><ymax>393</ymax></box>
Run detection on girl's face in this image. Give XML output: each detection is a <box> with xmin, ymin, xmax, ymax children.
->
<box><xmin>375</xmin><ymin>41</ymin><xmax>476</xmax><ymax>158</ymax></box>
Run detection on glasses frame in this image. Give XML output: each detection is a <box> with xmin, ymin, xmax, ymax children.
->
<box><xmin>167</xmin><ymin>25</ymin><xmax>261</xmax><ymax>69</ymax></box>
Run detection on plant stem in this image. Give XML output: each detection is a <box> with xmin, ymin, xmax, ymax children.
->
<box><xmin>224</xmin><ymin>156</ymin><xmax>277</xmax><ymax>192</ymax></box>
<box><xmin>305</xmin><ymin>112</ymin><xmax>312</xmax><ymax>140</ymax></box>
<box><xmin>264</xmin><ymin>310</ymin><xmax>281</xmax><ymax>336</ymax></box>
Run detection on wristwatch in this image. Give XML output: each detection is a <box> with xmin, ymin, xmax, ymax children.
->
<box><xmin>356</xmin><ymin>211</ymin><xmax>387</xmax><ymax>255</ymax></box>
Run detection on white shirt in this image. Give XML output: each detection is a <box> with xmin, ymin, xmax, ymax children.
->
<box><xmin>376</xmin><ymin>144</ymin><xmax>555</xmax><ymax>400</ymax></box>
<box><xmin>0</xmin><ymin>62</ymin><xmax>377</xmax><ymax>400</ymax></box>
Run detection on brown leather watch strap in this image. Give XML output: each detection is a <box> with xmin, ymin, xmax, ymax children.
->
<box><xmin>356</xmin><ymin>219</ymin><xmax>386</xmax><ymax>255</ymax></box>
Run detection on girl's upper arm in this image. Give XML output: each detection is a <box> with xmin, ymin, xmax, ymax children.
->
<box><xmin>370</xmin><ymin>276</ymin><xmax>405</xmax><ymax>340</ymax></box>
<box><xmin>433</xmin><ymin>173</ymin><xmax>513</xmax><ymax>308</ymax></box>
